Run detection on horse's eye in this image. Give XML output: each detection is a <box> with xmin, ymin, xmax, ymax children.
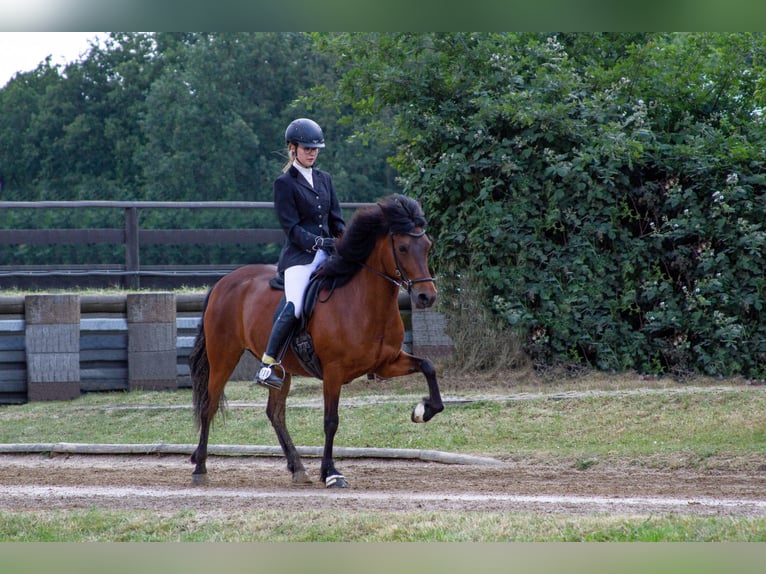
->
<box><xmin>398</xmin><ymin>245</ymin><xmax>408</xmax><ymax>253</ymax></box>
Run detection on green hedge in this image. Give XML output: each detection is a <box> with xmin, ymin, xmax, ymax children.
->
<box><xmin>321</xmin><ymin>33</ymin><xmax>766</xmax><ymax>377</ymax></box>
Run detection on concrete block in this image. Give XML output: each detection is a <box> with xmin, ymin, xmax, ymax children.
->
<box><xmin>24</xmin><ymin>294</ymin><xmax>80</xmax><ymax>401</ymax></box>
<box><xmin>127</xmin><ymin>292</ymin><xmax>176</xmax><ymax>323</ymax></box>
<box><xmin>24</xmin><ymin>294</ymin><xmax>79</xmax><ymax>325</ymax></box>
<box><xmin>128</xmin><ymin>350</ymin><xmax>178</xmax><ymax>380</ymax></box>
<box><xmin>128</xmin><ymin>323</ymin><xmax>176</xmax><ymax>352</ymax></box>
<box><xmin>127</xmin><ymin>293</ymin><xmax>177</xmax><ymax>390</ymax></box>
<box><xmin>25</xmin><ymin>324</ymin><xmax>79</xmax><ymax>353</ymax></box>
<box><xmin>411</xmin><ymin>308</ymin><xmax>454</xmax><ymax>359</ymax></box>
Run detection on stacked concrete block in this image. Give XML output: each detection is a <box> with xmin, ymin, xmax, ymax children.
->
<box><xmin>411</xmin><ymin>307</ymin><xmax>454</xmax><ymax>359</ymax></box>
<box><xmin>25</xmin><ymin>294</ymin><xmax>81</xmax><ymax>401</ymax></box>
<box><xmin>127</xmin><ymin>292</ymin><xmax>177</xmax><ymax>390</ymax></box>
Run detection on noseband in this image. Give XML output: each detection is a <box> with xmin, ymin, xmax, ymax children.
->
<box><xmin>363</xmin><ymin>230</ymin><xmax>437</xmax><ymax>293</ymax></box>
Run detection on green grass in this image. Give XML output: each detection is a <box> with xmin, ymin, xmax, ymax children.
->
<box><xmin>1</xmin><ymin>509</ymin><xmax>765</xmax><ymax>542</ymax></box>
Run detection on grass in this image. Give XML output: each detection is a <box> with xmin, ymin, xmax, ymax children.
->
<box><xmin>1</xmin><ymin>509</ymin><xmax>765</xmax><ymax>542</ymax></box>
<box><xmin>1</xmin><ymin>372</ymin><xmax>766</xmax><ymax>541</ymax></box>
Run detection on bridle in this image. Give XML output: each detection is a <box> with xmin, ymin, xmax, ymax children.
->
<box><xmin>362</xmin><ymin>229</ymin><xmax>437</xmax><ymax>293</ymax></box>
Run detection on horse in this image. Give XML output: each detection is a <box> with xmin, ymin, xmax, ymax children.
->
<box><xmin>189</xmin><ymin>194</ymin><xmax>444</xmax><ymax>488</ymax></box>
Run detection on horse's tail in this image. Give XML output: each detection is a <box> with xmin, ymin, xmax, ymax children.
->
<box><xmin>190</xmin><ymin>288</ymin><xmax>217</xmax><ymax>429</ymax></box>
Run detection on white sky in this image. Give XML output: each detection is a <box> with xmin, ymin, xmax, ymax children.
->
<box><xmin>0</xmin><ymin>32</ymin><xmax>106</xmax><ymax>88</ymax></box>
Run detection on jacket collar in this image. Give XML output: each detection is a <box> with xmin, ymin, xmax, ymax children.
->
<box><xmin>289</xmin><ymin>164</ymin><xmax>321</xmax><ymax>192</ymax></box>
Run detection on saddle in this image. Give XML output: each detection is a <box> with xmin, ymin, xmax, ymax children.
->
<box><xmin>269</xmin><ymin>271</ymin><xmax>324</xmax><ymax>379</ymax></box>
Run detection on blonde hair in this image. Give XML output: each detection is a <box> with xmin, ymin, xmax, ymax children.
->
<box><xmin>282</xmin><ymin>144</ymin><xmax>296</xmax><ymax>173</ymax></box>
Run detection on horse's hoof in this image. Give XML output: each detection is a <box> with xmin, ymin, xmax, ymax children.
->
<box><xmin>325</xmin><ymin>474</ymin><xmax>349</xmax><ymax>488</ymax></box>
<box><xmin>411</xmin><ymin>401</ymin><xmax>426</xmax><ymax>423</ymax></box>
<box><xmin>191</xmin><ymin>472</ymin><xmax>208</xmax><ymax>486</ymax></box>
<box><xmin>292</xmin><ymin>470</ymin><xmax>313</xmax><ymax>485</ymax></box>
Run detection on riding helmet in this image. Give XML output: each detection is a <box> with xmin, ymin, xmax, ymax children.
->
<box><xmin>285</xmin><ymin>118</ymin><xmax>325</xmax><ymax>148</ymax></box>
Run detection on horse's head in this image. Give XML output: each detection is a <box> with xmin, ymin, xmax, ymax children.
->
<box><xmin>387</xmin><ymin>228</ymin><xmax>437</xmax><ymax>309</ymax></box>
<box><xmin>317</xmin><ymin>194</ymin><xmax>437</xmax><ymax>308</ymax></box>
<box><xmin>375</xmin><ymin>195</ymin><xmax>437</xmax><ymax>309</ymax></box>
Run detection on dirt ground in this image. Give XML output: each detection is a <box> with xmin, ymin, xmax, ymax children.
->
<box><xmin>1</xmin><ymin>451</ymin><xmax>765</xmax><ymax>517</ymax></box>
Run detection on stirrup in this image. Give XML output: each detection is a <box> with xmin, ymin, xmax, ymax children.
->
<box><xmin>255</xmin><ymin>362</ymin><xmax>285</xmax><ymax>390</ymax></box>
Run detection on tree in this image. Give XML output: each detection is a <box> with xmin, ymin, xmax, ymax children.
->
<box><xmin>0</xmin><ymin>33</ymin><xmax>161</xmax><ymax>200</ymax></box>
<box><xmin>0</xmin><ymin>58</ymin><xmax>65</xmax><ymax>197</ymax></box>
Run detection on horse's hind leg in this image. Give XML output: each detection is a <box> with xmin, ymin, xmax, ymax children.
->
<box><xmin>191</xmin><ymin>410</ymin><xmax>214</xmax><ymax>483</ymax></box>
<box><xmin>191</xmin><ymin>347</ymin><xmax>242</xmax><ymax>484</ymax></box>
<box><xmin>266</xmin><ymin>373</ymin><xmax>311</xmax><ymax>485</ymax></box>
<box><xmin>191</xmin><ymin>368</ymin><xmax>229</xmax><ymax>484</ymax></box>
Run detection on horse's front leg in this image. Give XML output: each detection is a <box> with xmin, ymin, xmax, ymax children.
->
<box><xmin>266</xmin><ymin>373</ymin><xmax>311</xmax><ymax>485</ymax></box>
<box><xmin>376</xmin><ymin>352</ymin><xmax>444</xmax><ymax>423</ymax></box>
<box><xmin>321</xmin><ymin>379</ymin><xmax>349</xmax><ymax>488</ymax></box>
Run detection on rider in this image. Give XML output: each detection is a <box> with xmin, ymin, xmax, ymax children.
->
<box><xmin>255</xmin><ymin>118</ymin><xmax>346</xmax><ymax>390</ymax></box>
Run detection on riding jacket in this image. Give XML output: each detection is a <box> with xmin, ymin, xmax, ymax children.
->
<box><xmin>274</xmin><ymin>164</ymin><xmax>345</xmax><ymax>273</ymax></box>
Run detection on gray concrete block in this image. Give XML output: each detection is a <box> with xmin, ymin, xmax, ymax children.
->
<box><xmin>24</xmin><ymin>294</ymin><xmax>79</xmax><ymax>325</ymax></box>
<box><xmin>127</xmin><ymin>293</ymin><xmax>176</xmax><ymax>323</ymax></box>
<box><xmin>27</xmin><ymin>353</ymin><xmax>79</xmax><ymax>383</ymax></box>
<box><xmin>128</xmin><ymin>323</ymin><xmax>176</xmax><ymax>352</ymax></box>
<box><xmin>129</xmin><ymin>350</ymin><xmax>178</xmax><ymax>380</ymax></box>
<box><xmin>25</xmin><ymin>324</ymin><xmax>79</xmax><ymax>353</ymax></box>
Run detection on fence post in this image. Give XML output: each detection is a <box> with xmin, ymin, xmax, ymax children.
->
<box><xmin>25</xmin><ymin>294</ymin><xmax>81</xmax><ymax>401</ymax></box>
<box><xmin>127</xmin><ymin>292</ymin><xmax>177</xmax><ymax>390</ymax></box>
<box><xmin>124</xmin><ymin>206</ymin><xmax>140</xmax><ymax>289</ymax></box>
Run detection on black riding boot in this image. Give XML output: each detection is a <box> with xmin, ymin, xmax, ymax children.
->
<box><xmin>255</xmin><ymin>302</ymin><xmax>298</xmax><ymax>390</ymax></box>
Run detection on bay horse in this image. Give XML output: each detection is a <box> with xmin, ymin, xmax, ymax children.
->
<box><xmin>189</xmin><ymin>194</ymin><xmax>444</xmax><ymax>488</ymax></box>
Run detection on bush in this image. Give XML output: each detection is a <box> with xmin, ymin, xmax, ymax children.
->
<box><xmin>321</xmin><ymin>32</ymin><xmax>766</xmax><ymax>378</ymax></box>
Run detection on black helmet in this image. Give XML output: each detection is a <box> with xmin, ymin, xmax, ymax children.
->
<box><xmin>285</xmin><ymin>118</ymin><xmax>325</xmax><ymax>148</ymax></box>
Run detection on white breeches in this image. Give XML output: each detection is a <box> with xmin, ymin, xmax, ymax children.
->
<box><xmin>284</xmin><ymin>249</ymin><xmax>328</xmax><ymax>318</ymax></box>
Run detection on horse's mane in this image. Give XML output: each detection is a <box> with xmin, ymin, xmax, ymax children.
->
<box><xmin>315</xmin><ymin>194</ymin><xmax>427</xmax><ymax>290</ymax></box>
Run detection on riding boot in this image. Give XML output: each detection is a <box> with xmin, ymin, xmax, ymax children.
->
<box><xmin>255</xmin><ymin>302</ymin><xmax>298</xmax><ymax>390</ymax></box>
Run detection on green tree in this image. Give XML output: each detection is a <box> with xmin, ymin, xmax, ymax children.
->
<box><xmin>139</xmin><ymin>32</ymin><xmax>398</xmax><ymax>204</ymax></box>
<box><xmin>0</xmin><ymin>33</ymin><xmax>161</xmax><ymax>200</ymax></box>
<box><xmin>142</xmin><ymin>33</ymin><xmax>317</xmax><ymax>202</ymax></box>
<box><xmin>0</xmin><ymin>58</ymin><xmax>62</xmax><ymax>196</ymax></box>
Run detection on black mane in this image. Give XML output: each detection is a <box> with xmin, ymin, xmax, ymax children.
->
<box><xmin>315</xmin><ymin>194</ymin><xmax>426</xmax><ymax>290</ymax></box>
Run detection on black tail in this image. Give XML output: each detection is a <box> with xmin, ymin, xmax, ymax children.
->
<box><xmin>190</xmin><ymin>289</ymin><xmax>214</xmax><ymax>429</ymax></box>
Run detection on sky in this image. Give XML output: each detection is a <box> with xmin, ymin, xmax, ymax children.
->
<box><xmin>0</xmin><ymin>32</ymin><xmax>106</xmax><ymax>88</ymax></box>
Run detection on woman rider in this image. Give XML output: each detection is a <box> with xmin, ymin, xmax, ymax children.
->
<box><xmin>255</xmin><ymin>118</ymin><xmax>345</xmax><ymax>389</ymax></box>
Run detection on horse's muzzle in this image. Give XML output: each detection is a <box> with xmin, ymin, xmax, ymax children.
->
<box><xmin>413</xmin><ymin>288</ymin><xmax>437</xmax><ymax>309</ymax></box>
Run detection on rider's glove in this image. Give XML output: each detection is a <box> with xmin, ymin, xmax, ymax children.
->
<box><xmin>314</xmin><ymin>236</ymin><xmax>336</xmax><ymax>252</ymax></box>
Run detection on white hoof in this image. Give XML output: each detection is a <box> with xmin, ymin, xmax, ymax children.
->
<box><xmin>325</xmin><ymin>474</ymin><xmax>349</xmax><ymax>488</ymax></box>
<box><xmin>412</xmin><ymin>401</ymin><xmax>426</xmax><ymax>423</ymax></box>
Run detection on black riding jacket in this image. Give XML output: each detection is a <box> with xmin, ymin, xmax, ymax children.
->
<box><xmin>273</xmin><ymin>165</ymin><xmax>345</xmax><ymax>272</ymax></box>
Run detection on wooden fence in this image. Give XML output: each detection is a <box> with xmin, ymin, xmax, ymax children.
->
<box><xmin>0</xmin><ymin>291</ymin><xmax>454</xmax><ymax>405</ymax></box>
<box><xmin>0</xmin><ymin>200</ymin><xmax>371</xmax><ymax>290</ymax></box>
